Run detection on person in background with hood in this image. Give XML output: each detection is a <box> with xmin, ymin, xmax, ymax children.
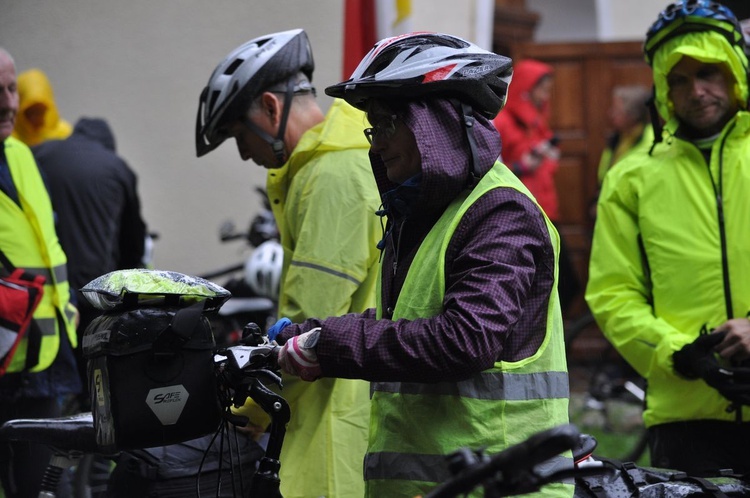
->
<box><xmin>493</xmin><ymin>59</ymin><xmax>559</xmax><ymax>219</ymax></box>
<box><xmin>274</xmin><ymin>33</ymin><xmax>572</xmax><ymax>498</ymax></box>
<box><xmin>196</xmin><ymin>29</ymin><xmax>381</xmax><ymax>498</ymax></box>
<box><xmin>493</xmin><ymin>59</ymin><xmax>580</xmax><ymax>314</ymax></box>
<box><xmin>12</xmin><ymin>68</ymin><xmax>71</xmax><ymax>147</ymax></box>
<box><xmin>586</xmin><ymin>0</ymin><xmax>750</xmax><ymax>475</ymax></box>
<box><xmin>33</xmin><ymin>117</ymin><xmax>148</xmax><ymax>403</ymax></box>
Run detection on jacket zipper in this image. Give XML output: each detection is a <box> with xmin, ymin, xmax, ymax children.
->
<box><xmin>705</xmin><ymin>126</ymin><xmax>734</xmax><ymax>320</ymax></box>
<box><xmin>705</xmin><ymin>125</ymin><xmax>742</xmax><ymax>421</ymax></box>
<box><xmin>384</xmin><ymin>219</ymin><xmax>406</xmax><ymax>315</ymax></box>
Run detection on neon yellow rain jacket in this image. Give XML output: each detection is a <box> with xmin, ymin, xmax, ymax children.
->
<box><xmin>586</xmin><ymin>32</ymin><xmax>750</xmax><ymax>428</ymax></box>
<box><xmin>266</xmin><ymin>100</ymin><xmax>382</xmax><ymax>498</ymax></box>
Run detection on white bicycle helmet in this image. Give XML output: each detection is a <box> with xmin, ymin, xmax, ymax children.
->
<box><xmin>325</xmin><ymin>32</ymin><xmax>513</xmax><ymax>119</ymax></box>
<box><xmin>196</xmin><ymin>28</ymin><xmax>314</xmax><ymax>158</ymax></box>
<box><xmin>244</xmin><ymin>240</ymin><xmax>283</xmax><ymax>300</ymax></box>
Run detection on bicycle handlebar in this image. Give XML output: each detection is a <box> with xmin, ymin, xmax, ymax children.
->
<box><xmin>212</xmin><ymin>323</ymin><xmax>287</xmax><ymax>498</ymax></box>
<box><xmin>424</xmin><ymin>424</ymin><xmax>602</xmax><ymax>498</ymax></box>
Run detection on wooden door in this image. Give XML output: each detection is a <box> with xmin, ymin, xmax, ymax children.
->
<box><xmin>507</xmin><ymin>41</ymin><xmax>653</xmax><ymax>320</ymax></box>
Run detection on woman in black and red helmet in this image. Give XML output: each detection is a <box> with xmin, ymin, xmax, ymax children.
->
<box><xmin>275</xmin><ymin>32</ymin><xmax>572</xmax><ymax>498</ymax></box>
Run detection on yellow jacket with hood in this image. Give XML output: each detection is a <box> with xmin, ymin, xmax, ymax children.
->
<box><xmin>265</xmin><ymin>99</ymin><xmax>381</xmax><ymax>498</ymax></box>
<box><xmin>12</xmin><ymin>68</ymin><xmax>72</xmax><ymax>147</ymax></box>
<box><xmin>586</xmin><ymin>30</ymin><xmax>750</xmax><ymax>428</ymax></box>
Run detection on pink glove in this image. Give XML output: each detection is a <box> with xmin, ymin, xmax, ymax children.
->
<box><xmin>278</xmin><ymin>328</ymin><xmax>322</xmax><ymax>381</ymax></box>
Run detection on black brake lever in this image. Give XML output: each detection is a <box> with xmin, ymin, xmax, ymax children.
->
<box><xmin>248</xmin><ymin>368</ymin><xmax>283</xmax><ymax>389</ymax></box>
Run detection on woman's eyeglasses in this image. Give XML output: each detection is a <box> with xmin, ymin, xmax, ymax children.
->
<box><xmin>363</xmin><ymin>115</ymin><xmax>398</xmax><ymax>144</ymax></box>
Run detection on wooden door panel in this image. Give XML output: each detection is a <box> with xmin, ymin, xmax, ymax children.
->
<box><xmin>550</xmin><ymin>61</ymin><xmax>586</xmax><ymax>131</ymax></box>
<box><xmin>556</xmin><ymin>155</ymin><xmax>586</xmax><ymax>223</ymax></box>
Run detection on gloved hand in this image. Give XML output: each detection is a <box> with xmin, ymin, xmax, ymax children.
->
<box><xmin>267</xmin><ymin>317</ymin><xmax>292</xmax><ymax>343</ymax></box>
<box><xmin>706</xmin><ymin>366</ymin><xmax>750</xmax><ymax>406</ymax></box>
<box><xmin>673</xmin><ymin>331</ymin><xmax>750</xmax><ymax>406</ymax></box>
<box><xmin>673</xmin><ymin>331</ymin><xmax>726</xmax><ymax>379</ymax></box>
<box><xmin>278</xmin><ymin>327</ymin><xmax>322</xmax><ymax>381</ymax></box>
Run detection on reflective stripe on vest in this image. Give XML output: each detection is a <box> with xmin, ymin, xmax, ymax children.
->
<box><xmin>367</xmin><ymin>161</ymin><xmax>571</xmax><ymax>498</ymax></box>
<box><xmin>17</xmin><ymin>264</ymin><xmax>68</xmax><ymax>284</ymax></box>
<box><xmin>373</xmin><ymin>370</ymin><xmax>569</xmax><ymax>400</ymax></box>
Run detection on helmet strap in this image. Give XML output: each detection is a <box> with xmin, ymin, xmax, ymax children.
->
<box><xmin>241</xmin><ymin>79</ymin><xmax>298</xmax><ymax>166</ymax></box>
<box><xmin>240</xmin><ymin>115</ymin><xmax>286</xmax><ymax>164</ymax></box>
<box><xmin>273</xmin><ymin>79</ymin><xmax>297</xmax><ymax>164</ymax></box>
<box><xmin>454</xmin><ymin>100</ymin><xmax>482</xmax><ymax>186</ymax></box>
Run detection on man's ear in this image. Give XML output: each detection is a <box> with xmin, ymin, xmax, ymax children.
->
<box><xmin>259</xmin><ymin>92</ymin><xmax>282</xmax><ymax>127</ymax></box>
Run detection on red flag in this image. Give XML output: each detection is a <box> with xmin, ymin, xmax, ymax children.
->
<box><xmin>342</xmin><ymin>0</ymin><xmax>377</xmax><ymax>80</ymax></box>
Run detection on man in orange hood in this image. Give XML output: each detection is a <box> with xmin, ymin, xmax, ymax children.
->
<box><xmin>12</xmin><ymin>68</ymin><xmax>71</xmax><ymax>146</ymax></box>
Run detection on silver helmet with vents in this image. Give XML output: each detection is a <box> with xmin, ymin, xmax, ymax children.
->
<box><xmin>196</xmin><ymin>29</ymin><xmax>314</xmax><ymax>157</ymax></box>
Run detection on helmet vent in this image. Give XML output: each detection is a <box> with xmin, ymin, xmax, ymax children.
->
<box><xmin>224</xmin><ymin>58</ymin><xmax>243</xmax><ymax>76</ymax></box>
<box><xmin>208</xmin><ymin>90</ymin><xmax>220</xmax><ymax>113</ymax></box>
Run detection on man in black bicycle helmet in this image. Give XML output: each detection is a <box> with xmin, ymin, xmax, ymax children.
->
<box><xmin>274</xmin><ymin>32</ymin><xmax>572</xmax><ymax>497</ymax></box>
<box><xmin>196</xmin><ymin>29</ymin><xmax>382</xmax><ymax>498</ymax></box>
<box><xmin>587</xmin><ymin>0</ymin><xmax>750</xmax><ymax>475</ymax></box>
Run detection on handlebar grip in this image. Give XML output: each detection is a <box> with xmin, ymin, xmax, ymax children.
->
<box><xmin>424</xmin><ymin>424</ymin><xmax>579</xmax><ymax>498</ymax></box>
<box><xmin>220</xmin><ymin>343</ymin><xmax>281</xmax><ymax>373</ymax></box>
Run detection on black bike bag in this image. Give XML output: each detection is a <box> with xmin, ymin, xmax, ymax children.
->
<box><xmin>82</xmin><ymin>303</ymin><xmax>221</xmax><ymax>454</ymax></box>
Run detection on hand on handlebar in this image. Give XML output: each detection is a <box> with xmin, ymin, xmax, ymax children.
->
<box><xmin>267</xmin><ymin>317</ymin><xmax>292</xmax><ymax>343</ymax></box>
<box><xmin>278</xmin><ymin>328</ymin><xmax>322</xmax><ymax>381</ymax></box>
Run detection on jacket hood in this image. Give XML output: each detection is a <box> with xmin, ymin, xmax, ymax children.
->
<box><xmin>652</xmin><ymin>30</ymin><xmax>749</xmax><ymax>127</ymax></box>
<box><xmin>370</xmin><ymin>98</ymin><xmax>501</xmax><ymax>216</ymax></box>
<box><xmin>73</xmin><ymin>117</ymin><xmax>116</xmax><ymax>152</ymax></box>
<box><xmin>12</xmin><ymin>68</ymin><xmax>72</xmax><ymax>146</ymax></box>
<box><xmin>283</xmin><ymin>99</ymin><xmax>369</xmax><ymax>178</ymax></box>
<box><xmin>500</xmin><ymin>59</ymin><xmax>554</xmax><ymax>126</ymax></box>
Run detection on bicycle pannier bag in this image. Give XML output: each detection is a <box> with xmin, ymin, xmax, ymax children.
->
<box><xmin>80</xmin><ymin>269</ymin><xmax>230</xmax><ymax>454</ymax></box>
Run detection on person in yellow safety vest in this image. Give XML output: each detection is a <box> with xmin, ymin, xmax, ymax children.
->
<box><xmin>0</xmin><ymin>47</ymin><xmax>81</xmax><ymax>498</ymax></box>
<box><xmin>586</xmin><ymin>0</ymin><xmax>750</xmax><ymax>475</ymax></box>
<box><xmin>195</xmin><ymin>30</ymin><xmax>381</xmax><ymax>498</ymax></box>
<box><xmin>275</xmin><ymin>33</ymin><xmax>572</xmax><ymax>498</ymax></box>
<box><xmin>12</xmin><ymin>67</ymin><xmax>72</xmax><ymax>147</ymax></box>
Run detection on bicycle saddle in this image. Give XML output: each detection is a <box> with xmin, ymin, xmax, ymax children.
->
<box><xmin>0</xmin><ymin>412</ymin><xmax>106</xmax><ymax>455</ymax></box>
